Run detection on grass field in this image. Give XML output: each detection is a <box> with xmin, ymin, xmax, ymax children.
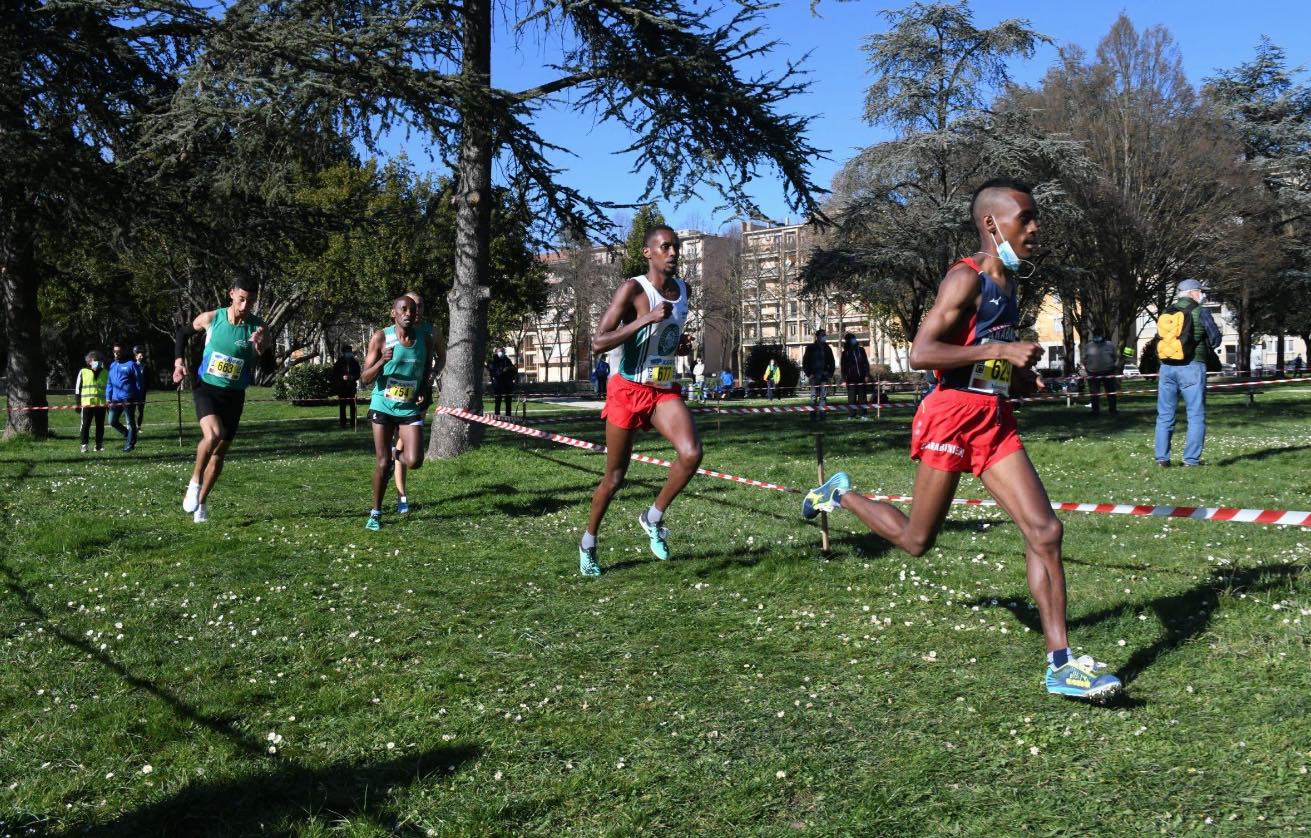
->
<box><xmin>2</xmin><ymin>385</ymin><xmax>1309</xmax><ymax>836</ymax></box>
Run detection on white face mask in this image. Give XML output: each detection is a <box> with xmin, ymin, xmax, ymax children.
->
<box><xmin>90</xmin><ymin>361</ymin><xmax>101</xmax><ymax>370</ymax></box>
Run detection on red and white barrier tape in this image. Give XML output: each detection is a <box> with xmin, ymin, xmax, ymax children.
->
<box><xmin>434</xmin><ymin>407</ymin><xmax>796</xmax><ymax>493</ymax></box>
<box><xmin>435</xmin><ymin>406</ymin><xmax>1311</xmax><ymax>528</ymax></box>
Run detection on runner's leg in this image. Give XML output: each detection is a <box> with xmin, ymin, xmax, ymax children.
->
<box><xmin>585</xmin><ymin>421</ymin><xmax>638</xmax><ymax>537</ymax></box>
<box><xmin>197</xmin><ymin>437</ymin><xmax>231</xmax><ymax>503</ymax></box>
<box><xmin>648</xmin><ymin>397</ymin><xmax>703</xmax><ymax>515</ymax></box>
<box><xmin>371</xmin><ymin>420</ymin><xmax>395</xmax><ymax>511</ymax></box>
<box><xmin>191</xmin><ymin>414</ymin><xmax>223</xmax><ymax>486</ymax></box>
<box><xmin>837</xmin><ymin>461</ymin><xmax>959</xmax><ymax>557</ymax></box>
<box><xmin>393</xmin><ymin>434</ymin><xmax>407</xmax><ymax>498</ymax></box>
<box><xmin>978</xmin><ymin>448</ymin><xmax>1067</xmax><ymax>652</ymax></box>
<box><xmin>396</xmin><ymin>423</ymin><xmax>424</xmax><ymax>470</ymax></box>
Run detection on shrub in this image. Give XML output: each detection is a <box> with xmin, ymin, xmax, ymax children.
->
<box><xmin>278</xmin><ymin>364</ymin><xmax>337</xmax><ymax>402</ymax></box>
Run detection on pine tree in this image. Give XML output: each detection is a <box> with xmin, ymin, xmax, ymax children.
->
<box><xmin>621</xmin><ymin>205</ymin><xmax>668</xmax><ymax>279</ymax></box>
<box><xmin>143</xmin><ymin>0</ymin><xmax>827</xmax><ymax>457</ymax></box>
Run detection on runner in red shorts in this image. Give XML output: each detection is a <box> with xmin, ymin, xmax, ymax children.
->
<box><xmin>579</xmin><ymin>225</ymin><xmax>700</xmax><ymax>577</ymax></box>
<box><xmin>802</xmin><ymin>178</ymin><xmax>1123</xmax><ymax>702</ymax></box>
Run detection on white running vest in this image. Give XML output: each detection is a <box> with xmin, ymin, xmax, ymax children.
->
<box><xmin>611</xmin><ymin>276</ymin><xmax>689</xmax><ymax>390</ymax></box>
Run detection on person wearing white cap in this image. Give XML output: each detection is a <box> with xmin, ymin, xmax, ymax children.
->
<box><xmin>1154</xmin><ymin>278</ymin><xmax>1221</xmax><ymax>467</ymax></box>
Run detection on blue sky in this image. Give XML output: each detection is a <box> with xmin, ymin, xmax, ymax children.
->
<box><xmin>394</xmin><ymin>1</ymin><xmax>1311</xmax><ymax>235</ymax></box>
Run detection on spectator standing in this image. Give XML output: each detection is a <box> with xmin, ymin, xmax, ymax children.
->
<box><xmin>1293</xmin><ymin>355</ymin><xmax>1303</xmax><ymax>376</ymax></box>
<box><xmin>840</xmin><ymin>333</ymin><xmax>871</xmax><ymax>419</ymax></box>
<box><xmin>692</xmin><ymin>357</ymin><xmax>706</xmax><ymax>400</ymax></box>
<box><xmin>489</xmin><ymin>348</ymin><xmax>517</xmax><ymax>416</ymax></box>
<box><xmin>592</xmin><ymin>355</ymin><xmax>611</xmax><ymax>399</ymax></box>
<box><xmin>1079</xmin><ymin>332</ymin><xmax>1119</xmax><ymax>416</ymax></box>
<box><xmin>76</xmin><ymin>350</ymin><xmax>109</xmax><ymax>453</ymax></box>
<box><xmin>333</xmin><ymin>344</ymin><xmax>362</xmax><ymax>428</ymax></box>
<box><xmin>106</xmin><ymin>342</ymin><xmax>142</xmax><ymax>452</ymax></box>
<box><xmin>1155</xmin><ymin>279</ymin><xmax>1222</xmax><ymax>467</ymax></box>
<box><xmin>801</xmin><ymin>328</ymin><xmax>835</xmax><ymax>421</ymax></box>
<box><xmin>132</xmin><ymin>346</ymin><xmax>151</xmax><ymax>431</ymax></box>
<box><xmin>763</xmin><ymin>358</ymin><xmax>781</xmax><ymax>400</ymax></box>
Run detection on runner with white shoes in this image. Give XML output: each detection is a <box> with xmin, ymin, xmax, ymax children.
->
<box><xmin>174</xmin><ymin>275</ymin><xmax>267</xmax><ymax>523</ymax></box>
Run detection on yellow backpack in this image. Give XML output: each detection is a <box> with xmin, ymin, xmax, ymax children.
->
<box><xmin>1156</xmin><ymin>299</ymin><xmax>1199</xmax><ymax>365</ymax></box>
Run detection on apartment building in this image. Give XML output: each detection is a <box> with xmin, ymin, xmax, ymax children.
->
<box><xmin>736</xmin><ymin>220</ymin><xmax>909</xmax><ymax>374</ymax></box>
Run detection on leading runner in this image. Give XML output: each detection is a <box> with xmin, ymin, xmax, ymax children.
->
<box><xmin>174</xmin><ymin>275</ymin><xmax>267</xmax><ymax>523</ymax></box>
<box><xmin>802</xmin><ymin>178</ymin><xmax>1123</xmax><ymax>702</ymax></box>
<box><xmin>578</xmin><ymin>225</ymin><xmax>699</xmax><ymax>577</ymax></box>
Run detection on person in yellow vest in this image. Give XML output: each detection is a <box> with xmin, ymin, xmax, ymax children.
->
<box><xmin>75</xmin><ymin>350</ymin><xmax>109</xmax><ymax>453</ymax></box>
<box><xmin>763</xmin><ymin>357</ymin><xmax>781</xmax><ymax>400</ymax></box>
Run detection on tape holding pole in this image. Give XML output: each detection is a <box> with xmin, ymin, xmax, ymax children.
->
<box><xmin>434</xmin><ymin>406</ymin><xmax>1311</xmax><ymax>528</ymax></box>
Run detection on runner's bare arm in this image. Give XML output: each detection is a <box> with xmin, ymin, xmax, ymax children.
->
<box><xmin>359</xmin><ymin>330</ymin><xmax>392</xmax><ymax>387</ymax></box>
<box><xmin>591</xmin><ymin>280</ymin><xmax>670</xmax><ymax>355</ymax></box>
<box><xmin>173</xmin><ymin>310</ymin><xmax>217</xmax><ymax>383</ymax></box>
<box><xmin>418</xmin><ymin>338</ymin><xmax>438</xmax><ymax>407</ymax></box>
<box><xmin>909</xmin><ymin>267</ymin><xmax>1042</xmax><ymax>371</ymax></box>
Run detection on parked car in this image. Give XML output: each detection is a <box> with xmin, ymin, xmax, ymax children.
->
<box><xmin>1121</xmin><ymin>364</ymin><xmax>1142</xmax><ymax>378</ymax></box>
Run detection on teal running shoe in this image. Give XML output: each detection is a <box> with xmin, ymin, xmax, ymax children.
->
<box><xmin>638</xmin><ymin>511</ymin><xmax>671</xmax><ymax>561</ymax></box>
<box><xmin>365</xmin><ymin>511</ymin><xmax>382</xmax><ymax>532</ymax></box>
<box><xmin>397</xmin><ymin>498</ymin><xmax>410</xmax><ymax>514</ymax></box>
<box><xmin>802</xmin><ymin>471</ymin><xmax>850</xmax><ymax>520</ymax></box>
<box><xmin>1046</xmin><ymin>654</ymin><xmax>1122</xmax><ymax>702</ymax></box>
<box><xmin>579</xmin><ymin>545</ymin><xmax>601</xmax><ymax>577</ymax></box>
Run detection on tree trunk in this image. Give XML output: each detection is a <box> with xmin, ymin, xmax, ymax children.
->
<box><xmin>1238</xmin><ymin>280</ymin><xmax>1251</xmax><ymax>376</ymax></box>
<box><xmin>1060</xmin><ymin>296</ymin><xmax>1076</xmax><ymax>375</ymax></box>
<box><xmin>1</xmin><ymin>228</ymin><xmax>48</xmax><ymax>439</ymax></box>
<box><xmin>430</xmin><ymin>0</ymin><xmax>492</xmax><ymax>459</ymax></box>
<box><xmin>1275</xmin><ymin>313</ymin><xmax>1286</xmax><ymax>377</ymax></box>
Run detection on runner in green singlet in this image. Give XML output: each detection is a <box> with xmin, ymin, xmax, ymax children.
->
<box><xmin>392</xmin><ymin>290</ymin><xmax>444</xmax><ymax>514</ymax></box>
<box><xmin>360</xmin><ymin>295</ymin><xmax>436</xmax><ymax>530</ymax></box>
<box><xmin>173</xmin><ymin>275</ymin><xmax>268</xmax><ymax>523</ymax></box>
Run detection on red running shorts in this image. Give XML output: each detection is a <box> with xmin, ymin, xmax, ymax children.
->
<box><xmin>602</xmin><ymin>374</ymin><xmax>683</xmax><ymax>431</ymax></box>
<box><xmin>910</xmin><ymin>387</ymin><xmax>1024</xmax><ymax>476</ymax></box>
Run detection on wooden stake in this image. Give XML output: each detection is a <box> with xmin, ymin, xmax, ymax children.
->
<box><xmin>176</xmin><ymin>385</ymin><xmax>184</xmax><ymax>446</ymax></box>
<box><xmin>816</xmin><ymin>432</ymin><xmax>830</xmax><ymax>554</ymax></box>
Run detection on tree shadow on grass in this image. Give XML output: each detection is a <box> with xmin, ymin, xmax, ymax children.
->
<box><xmin>2</xmin><ymin>553</ymin><xmax>483</xmax><ymax>838</ymax></box>
<box><xmin>1210</xmin><ymin>443</ymin><xmax>1311</xmax><ymax>467</ymax></box>
<box><xmin>966</xmin><ymin>562</ymin><xmax>1305</xmax><ymax>686</ymax></box>
<box><xmin>0</xmin><ymin>559</ymin><xmax>268</xmax><ymax>757</ymax></box>
<box><xmin>57</xmin><ymin>744</ymin><xmax>480</xmax><ymax>838</ymax></box>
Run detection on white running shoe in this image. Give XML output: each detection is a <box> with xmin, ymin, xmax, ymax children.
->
<box><xmin>182</xmin><ymin>482</ymin><xmax>200</xmax><ymax>513</ymax></box>
<box><xmin>193</xmin><ymin>503</ymin><xmax>208</xmax><ymax>523</ymax></box>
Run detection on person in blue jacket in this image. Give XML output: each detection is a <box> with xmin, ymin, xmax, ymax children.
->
<box><xmin>106</xmin><ymin>342</ymin><xmax>143</xmax><ymax>452</ymax></box>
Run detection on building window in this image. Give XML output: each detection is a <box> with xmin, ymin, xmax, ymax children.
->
<box><xmin>788</xmin><ymin>324</ymin><xmax>796</xmax><ymax>337</ymax></box>
<box><xmin>789</xmin><ymin>302</ymin><xmax>797</xmax><ymax>316</ymax></box>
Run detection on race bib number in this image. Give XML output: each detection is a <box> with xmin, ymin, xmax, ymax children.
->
<box><xmin>205</xmin><ymin>351</ymin><xmax>245</xmax><ymax>382</ymax></box>
<box><xmin>642</xmin><ymin>364</ymin><xmax>675</xmax><ymax>386</ymax></box>
<box><xmin>384</xmin><ymin>378</ymin><xmax>417</xmax><ymax>403</ymax></box>
<box><xmin>967</xmin><ymin>357</ymin><xmax>1012</xmax><ymax>396</ymax></box>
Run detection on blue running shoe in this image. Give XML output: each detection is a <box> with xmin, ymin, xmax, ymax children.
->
<box><xmin>802</xmin><ymin>471</ymin><xmax>850</xmax><ymax>520</ymax></box>
<box><xmin>579</xmin><ymin>545</ymin><xmax>601</xmax><ymax>577</ymax></box>
<box><xmin>397</xmin><ymin>498</ymin><xmax>410</xmax><ymax>514</ymax></box>
<box><xmin>638</xmin><ymin>511</ymin><xmax>671</xmax><ymax>561</ymax></box>
<box><xmin>1046</xmin><ymin>654</ymin><xmax>1122</xmax><ymax>702</ymax></box>
<box><xmin>365</xmin><ymin>511</ymin><xmax>382</xmax><ymax>532</ymax></box>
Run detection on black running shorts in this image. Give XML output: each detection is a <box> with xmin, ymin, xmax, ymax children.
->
<box><xmin>368</xmin><ymin>409</ymin><xmax>424</xmax><ymax>428</ymax></box>
<box><xmin>193</xmin><ymin>380</ymin><xmax>246</xmax><ymax>441</ymax></box>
